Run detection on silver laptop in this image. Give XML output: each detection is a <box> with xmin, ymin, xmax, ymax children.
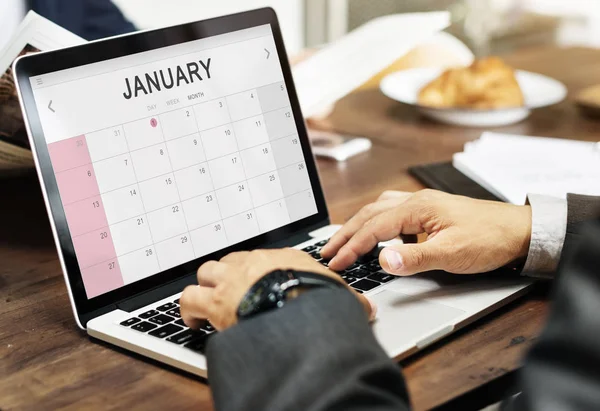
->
<box><xmin>14</xmin><ymin>8</ymin><xmax>532</xmax><ymax>378</ymax></box>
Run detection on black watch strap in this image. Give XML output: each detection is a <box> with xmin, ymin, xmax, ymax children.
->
<box><xmin>237</xmin><ymin>270</ymin><xmax>343</xmax><ymax>320</ymax></box>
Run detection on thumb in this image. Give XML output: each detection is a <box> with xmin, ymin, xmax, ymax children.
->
<box><xmin>380</xmin><ymin>242</ymin><xmax>443</xmax><ymax>276</ymax></box>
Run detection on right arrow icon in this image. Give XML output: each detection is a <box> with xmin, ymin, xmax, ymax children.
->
<box><xmin>264</xmin><ymin>48</ymin><xmax>270</xmax><ymax>59</ymax></box>
<box><xmin>48</xmin><ymin>100</ymin><xmax>55</xmax><ymax>113</ymax></box>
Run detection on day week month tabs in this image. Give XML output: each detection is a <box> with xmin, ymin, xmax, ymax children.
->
<box><xmin>31</xmin><ymin>24</ymin><xmax>317</xmax><ymax>299</ymax></box>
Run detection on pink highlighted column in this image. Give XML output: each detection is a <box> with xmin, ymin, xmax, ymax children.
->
<box><xmin>48</xmin><ymin>135</ymin><xmax>124</xmax><ymax>298</ymax></box>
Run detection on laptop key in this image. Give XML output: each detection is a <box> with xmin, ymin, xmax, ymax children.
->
<box><xmin>351</xmin><ymin>279</ymin><xmax>380</xmax><ymax>292</ymax></box>
<box><xmin>166</xmin><ymin>307</ymin><xmax>181</xmax><ymax>318</ymax></box>
<box><xmin>357</xmin><ymin>246</ymin><xmax>383</xmax><ymax>264</ymax></box>
<box><xmin>175</xmin><ymin>319</ymin><xmax>187</xmax><ymax>327</ymax></box>
<box><xmin>341</xmin><ymin>275</ymin><xmax>356</xmax><ymax>285</ymax></box>
<box><xmin>302</xmin><ymin>245</ymin><xmax>317</xmax><ymax>253</ymax></box>
<box><xmin>345</xmin><ymin>263</ymin><xmax>361</xmax><ymax>271</ymax></box>
<box><xmin>120</xmin><ymin>317</ymin><xmax>141</xmax><ymax>327</ymax></box>
<box><xmin>368</xmin><ymin>272</ymin><xmax>395</xmax><ymax>283</ymax></box>
<box><xmin>156</xmin><ymin>302</ymin><xmax>177</xmax><ymax>312</ymax></box>
<box><xmin>167</xmin><ymin>328</ymin><xmax>206</xmax><ymax>345</ymax></box>
<box><xmin>309</xmin><ymin>251</ymin><xmax>321</xmax><ymax>259</ymax></box>
<box><xmin>199</xmin><ymin>320</ymin><xmax>215</xmax><ymax>332</ymax></box>
<box><xmin>185</xmin><ymin>333</ymin><xmax>214</xmax><ymax>353</ymax></box>
<box><xmin>139</xmin><ymin>309</ymin><xmax>159</xmax><ymax>319</ymax></box>
<box><xmin>174</xmin><ymin>299</ymin><xmax>180</xmax><ymax>304</ymax></box>
<box><xmin>366</xmin><ymin>263</ymin><xmax>382</xmax><ymax>273</ymax></box>
<box><xmin>315</xmin><ymin>239</ymin><xmax>329</xmax><ymax>247</ymax></box>
<box><xmin>148</xmin><ymin>314</ymin><xmax>174</xmax><ymax>325</ymax></box>
<box><xmin>346</xmin><ymin>268</ymin><xmax>370</xmax><ymax>278</ymax></box>
<box><xmin>131</xmin><ymin>321</ymin><xmax>158</xmax><ymax>332</ymax></box>
<box><xmin>149</xmin><ymin>324</ymin><xmax>183</xmax><ymax>339</ymax></box>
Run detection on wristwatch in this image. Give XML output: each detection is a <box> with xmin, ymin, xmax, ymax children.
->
<box><xmin>237</xmin><ymin>269</ymin><xmax>344</xmax><ymax>320</ymax></box>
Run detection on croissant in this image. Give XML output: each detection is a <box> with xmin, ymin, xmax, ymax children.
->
<box><xmin>418</xmin><ymin>57</ymin><xmax>524</xmax><ymax>109</ymax></box>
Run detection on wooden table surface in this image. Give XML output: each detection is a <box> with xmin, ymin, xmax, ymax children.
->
<box><xmin>2</xmin><ymin>46</ymin><xmax>600</xmax><ymax>411</ymax></box>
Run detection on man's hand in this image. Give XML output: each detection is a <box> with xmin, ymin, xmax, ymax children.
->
<box><xmin>180</xmin><ymin>248</ymin><xmax>375</xmax><ymax>331</ymax></box>
<box><xmin>321</xmin><ymin>189</ymin><xmax>532</xmax><ymax>276</ymax></box>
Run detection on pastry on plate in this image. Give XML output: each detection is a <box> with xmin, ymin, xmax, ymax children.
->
<box><xmin>418</xmin><ymin>57</ymin><xmax>524</xmax><ymax>109</ymax></box>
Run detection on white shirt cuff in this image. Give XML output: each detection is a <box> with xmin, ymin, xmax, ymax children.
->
<box><xmin>522</xmin><ymin>194</ymin><xmax>567</xmax><ymax>278</ymax></box>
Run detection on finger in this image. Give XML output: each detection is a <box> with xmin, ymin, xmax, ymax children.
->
<box><xmin>328</xmin><ymin>205</ymin><xmax>424</xmax><ymax>271</ymax></box>
<box><xmin>321</xmin><ymin>198</ymin><xmax>408</xmax><ymax>259</ymax></box>
<box><xmin>197</xmin><ymin>260</ymin><xmax>230</xmax><ymax>287</ymax></box>
<box><xmin>219</xmin><ymin>251</ymin><xmax>251</xmax><ymax>263</ymax></box>
<box><xmin>353</xmin><ymin>291</ymin><xmax>377</xmax><ymax>322</ymax></box>
<box><xmin>179</xmin><ymin>285</ymin><xmax>215</xmax><ymax>329</ymax></box>
<box><xmin>379</xmin><ymin>241</ymin><xmax>444</xmax><ymax>276</ymax></box>
<box><xmin>378</xmin><ymin>191</ymin><xmax>412</xmax><ymax>201</ymax></box>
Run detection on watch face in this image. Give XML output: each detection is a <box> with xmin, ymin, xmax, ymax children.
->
<box><xmin>238</xmin><ymin>279</ymin><xmax>269</xmax><ymax>317</ymax></box>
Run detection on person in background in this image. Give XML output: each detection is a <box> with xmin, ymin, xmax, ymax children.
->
<box><xmin>181</xmin><ymin>189</ymin><xmax>600</xmax><ymax>411</ymax></box>
<box><xmin>0</xmin><ymin>0</ymin><xmax>135</xmax><ymax>146</ymax></box>
<box><xmin>29</xmin><ymin>0</ymin><xmax>135</xmax><ymax>40</ymax></box>
<box><xmin>1</xmin><ymin>0</ymin><xmax>134</xmax><ymax>49</ymax></box>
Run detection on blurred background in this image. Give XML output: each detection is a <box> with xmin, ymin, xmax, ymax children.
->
<box><xmin>112</xmin><ymin>0</ymin><xmax>600</xmax><ymax>55</ymax></box>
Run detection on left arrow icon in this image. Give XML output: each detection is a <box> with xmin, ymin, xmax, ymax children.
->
<box><xmin>48</xmin><ymin>100</ymin><xmax>55</xmax><ymax>113</ymax></box>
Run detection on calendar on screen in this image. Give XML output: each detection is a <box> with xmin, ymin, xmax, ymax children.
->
<box><xmin>31</xmin><ymin>25</ymin><xmax>317</xmax><ymax>298</ymax></box>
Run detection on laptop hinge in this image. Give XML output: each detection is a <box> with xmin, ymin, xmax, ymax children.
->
<box><xmin>263</xmin><ymin>220</ymin><xmax>329</xmax><ymax>249</ymax></box>
<box><xmin>116</xmin><ymin>219</ymin><xmax>330</xmax><ymax>313</ymax></box>
<box><xmin>117</xmin><ymin>273</ymin><xmax>197</xmax><ymax>313</ymax></box>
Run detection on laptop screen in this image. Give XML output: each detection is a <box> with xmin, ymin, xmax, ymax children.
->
<box><xmin>28</xmin><ymin>24</ymin><xmax>318</xmax><ymax>299</ymax></box>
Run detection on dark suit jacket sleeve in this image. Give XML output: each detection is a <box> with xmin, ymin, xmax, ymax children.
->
<box><xmin>562</xmin><ymin>194</ymin><xmax>600</xmax><ymax>257</ymax></box>
<box><xmin>206</xmin><ymin>288</ymin><xmax>410</xmax><ymax>411</ymax></box>
<box><xmin>503</xmin><ymin>217</ymin><xmax>600</xmax><ymax>410</ymax></box>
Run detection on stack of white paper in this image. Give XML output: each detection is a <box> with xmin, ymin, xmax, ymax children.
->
<box><xmin>293</xmin><ymin>12</ymin><xmax>450</xmax><ymax>118</ymax></box>
<box><xmin>453</xmin><ymin>132</ymin><xmax>600</xmax><ymax>204</ymax></box>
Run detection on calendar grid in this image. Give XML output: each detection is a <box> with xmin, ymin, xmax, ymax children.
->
<box><xmin>255</xmin><ymin>86</ymin><xmax>293</xmax><ymax>225</ymax></box>
<box><xmin>53</xmin><ymin>80</ymin><xmax>286</xmax><ymax>140</ymax></box>
<box><xmin>156</xmin><ymin>112</ymin><xmax>196</xmax><ymax>258</ymax></box>
<box><xmin>64</xmin><ymin>187</ymin><xmax>315</xmax><ymax>276</ymax></box>
<box><xmin>194</xmin><ymin>97</ymin><xmax>233</xmax><ymax>247</ymax></box>
<box><xmin>48</xmin><ymin>80</ymin><xmax>317</xmax><ymax>298</ymax></box>
<box><xmin>66</xmin><ymin>161</ymin><xmax>307</xmax><ymax>240</ymax></box>
<box><xmin>225</xmin><ymin>96</ymin><xmax>261</xmax><ymax>233</ymax></box>
<box><xmin>202</xmin><ymin>162</ymin><xmax>229</xmax><ymax>245</ymax></box>
<box><xmin>120</xmin><ymin>124</ymin><xmax>163</xmax><ymax>272</ymax></box>
<box><xmin>50</xmin><ymin>130</ymin><xmax>300</xmax><ymax>182</ymax></box>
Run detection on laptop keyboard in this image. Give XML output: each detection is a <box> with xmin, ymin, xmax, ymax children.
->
<box><xmin>119</xmin><ymin>238</ymin><xmax>390</xmax><ymax>352</ymax></box>
<box><xmin>120</xmin><ymin>298</ymin><xmax>215</xmax><ymax>353</ymax></box>
<box><xmin>304</xmin><ymin>239</ymin><xmax>389</xmax><ymax>294</ymax></box>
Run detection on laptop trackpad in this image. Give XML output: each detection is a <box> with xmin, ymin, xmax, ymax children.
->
<box><xmin>369</xmin><ymin>290</ymin><xmax>466</xmax><ymax>356</ymax></box>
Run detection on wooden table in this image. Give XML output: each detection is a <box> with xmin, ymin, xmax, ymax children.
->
<box><xmin>2</xmin><ymin>46</ymin><xmax>600</xmax><ymax>410</ymax></box>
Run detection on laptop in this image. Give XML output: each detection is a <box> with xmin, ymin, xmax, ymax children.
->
<box><xmin>14</xmin><ymin>8</ymin><xmax>532</xmax><ymax>378</ymax></box>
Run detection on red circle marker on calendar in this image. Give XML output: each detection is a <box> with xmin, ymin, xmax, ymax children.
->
<box><xmin>150</xmin><ymin>118</ymin><xmax>158</xmax><ymax>128</ymax></box>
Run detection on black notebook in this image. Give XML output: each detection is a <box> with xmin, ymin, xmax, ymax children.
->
<box><xmin>408</xmin><ymin>162</ymin><xmax>502</xmax><ymax>202</ymax></box>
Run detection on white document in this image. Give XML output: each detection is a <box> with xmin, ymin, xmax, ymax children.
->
<box><xmin>453</xmin><ymin>132</ymin><xmax>600</xmax><ymax>204</ymax></box>
<box><xmin>0</xmin><ymin>11</ymin><xmax>84</xmax><ymax>173</ymax></box>
<box><xmin>292</xmin><ymin>12</ymin><xmax>451</xmax><ymax>118</ymax></box>
<box><xmin>0</xmin><ymin>11</ymin><xmax>85</xmax><ymax>73</ymax></box>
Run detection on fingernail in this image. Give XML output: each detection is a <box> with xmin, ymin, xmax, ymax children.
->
<box><xmin>328</xmin><ymin>256</ymin><xmax>338</xmax><ymax>267</ymax></box>
<box><xmin>384</xmin><ymin>248</ymin><xmax>403</xmax><ymax>270</ymax></box>
<box><xmin>368</xmin><ymin>298</ymin><xmax>378</xmax><ymax>321</ymax></box>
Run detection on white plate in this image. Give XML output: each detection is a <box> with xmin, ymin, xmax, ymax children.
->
<box><xmin>380</xmin><ymin>68</ymin><xmax>567</xmax><ymax>127</ymax></box>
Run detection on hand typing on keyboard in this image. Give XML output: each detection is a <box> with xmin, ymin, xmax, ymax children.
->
<box><xmin>179</xmin><ymin>248</ymin><xmax>375</xmax><ymax>331</ymax></box>
<box><xmin>321</xmin><ymin>189</ymin><xmax>532</xmax><ymax>276</ymax></box>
